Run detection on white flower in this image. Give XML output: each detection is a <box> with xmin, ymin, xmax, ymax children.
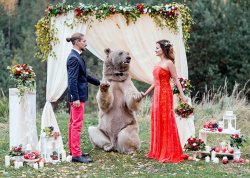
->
<box><xmin>119</xmin><ymin>6</ymin><xmax>123</xmax><ymax>10</ymax></box>
<box><xmin>193</xmin><ymin>143</ymin><xmax>197</xmax><ymax>146</ymax></box>
<box><xmin>123</xmin><ymin>8</ymin><xmax>126</xmax><ymax>12</ymax></box>
<box><xmin>143</xmin><ymin>8</ymin><xmax>147</xmax><ymax>13</ymax></box>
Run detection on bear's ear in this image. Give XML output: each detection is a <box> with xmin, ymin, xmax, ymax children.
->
<box><xmin>104</xmin><ymin>48</ymin><xmax>111</xmax><ymax>56</ymax></box>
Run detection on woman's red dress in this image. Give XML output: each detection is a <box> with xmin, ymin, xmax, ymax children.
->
<box><xmin>146</xmin><ymin>66</ymin><xmax>184</xmax><ymax>163</ymax></box>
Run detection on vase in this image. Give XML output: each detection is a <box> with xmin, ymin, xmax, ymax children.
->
<box><xmin>233</xmin><ymin>147</ymin><xmax>241</xmax><ymax>160</ymax></box>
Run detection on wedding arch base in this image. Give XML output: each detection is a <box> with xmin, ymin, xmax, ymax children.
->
<box><xmin>9</xmin><ymin>88</ymin><xmax>38</xmax><ymax>150</ymax></box>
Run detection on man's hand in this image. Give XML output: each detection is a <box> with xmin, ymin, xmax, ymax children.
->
<box><xmin>73</xmin><ymin>100</ymin><xmax>80</xmax><ymax>107</ymax></box>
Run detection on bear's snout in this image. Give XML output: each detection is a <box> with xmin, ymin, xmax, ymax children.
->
<box><xmin>124</xmin><ymin>56</ymin><xmax>131</xmax><ymax>64</ymax></box>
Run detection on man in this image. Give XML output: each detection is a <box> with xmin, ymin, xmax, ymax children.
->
<box><xmin>66</xmin><ymin>33</ymin><xmax>100</xmax><ymax>163</ymax></box>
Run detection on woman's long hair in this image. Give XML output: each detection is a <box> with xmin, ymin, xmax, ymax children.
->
<box><xmin>157</xmin><ymin>39</ymin><xmax>175</xmax><ymax>63</ymax></box>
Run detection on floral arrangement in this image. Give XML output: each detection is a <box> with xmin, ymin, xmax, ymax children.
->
<box><xmin>43</xmin><ymin>126</ymin><xmax>60</xmax><ymax>140</ymax></box>
<box><xmin>7</xmin><ymin>64</ymin><xmax>36</xmax><ymax>97</ymax></box>
<box><xmin>173</xmin><ymin>77</ymin><xmax>193</xmax><ymax>96</ymax></box>
<box><xmin>203</xmin><ymin>120</ymin><xmax>219</xmax><ymax>131</ymax></box>
<box><xmin>184</xmin><ymin>137</ymin><xmax>205</xmax><ymax>151</ymax></box>
<box><xmin>51</xmin><ymin>151</ymin><xmax>59</xmax><ymax>160</ymax></box>
<box><xmin>230</xmin><ymin>134</ymin><xmax>247</xmax><ymax>149</ymax></box>
<box><xmin>175</xmin><ymin>102</ymin><xmax>194</xmax><ymax>118</ymax></box>
<box><xmin>35</xmin><ymin>2</ymin><xmax>193</xmax><ymax>61</ymax></box>
<box><xmin>23</xmin><ymin>151</ymin><xmax>41</xmax><ymax>160</ymax></box>
<box><xmin>9</xmin><ymin>145</ymin><xmax>24</xmax><ymax>156</ymax></box>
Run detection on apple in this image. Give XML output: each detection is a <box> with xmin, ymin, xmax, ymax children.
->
<box><xmin>239</xmin><ymin>158</ymin><xmax>245</xmax><ymax>163</ymax></box>
<box><xmin>233</xmin><ymin>158</ymin><xmax>239</xmax><ymax>163</ymax></box>
<box><xmin>222</xmin><ymin>159</ymin><xmax>228</xmax><ymax>164</ymax></box>
<box><xmin>222</xmin><ymin>148</ymin><xmax>227</xmax><ymax>153</ymax></box>
<box><xmin>215</xmin><ymin>147</ymin><xmax>220</xmax><ymax>152</ymax></box>
<box><xmin>188</xmin><ymin>156</ymin><xmax>193</xmax><ymax>161</ymax></box>
<box><xmin>218</xmin><ymin>127</ymin><xmax>223</xmax><ymax>132</ymax></box>
<box><xmin>229</xmin><ymin>149</ymin><xmax>234</xmax><ymax>154</ymax></box>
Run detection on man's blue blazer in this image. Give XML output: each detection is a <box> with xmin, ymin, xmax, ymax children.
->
<box><xmin>67</xmin><ymin>49</ymin><xmax>100</xmax><ymax>102</ymax></box>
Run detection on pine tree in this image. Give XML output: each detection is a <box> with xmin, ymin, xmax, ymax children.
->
<box><xmin>0</xmin><ymin>30</ymin><xmax>12</xmax><ymax>95</ymax></box>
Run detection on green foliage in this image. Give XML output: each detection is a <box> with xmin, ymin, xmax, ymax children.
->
<box><xmin>36</xmin><ymin>2</ymin><xmax>192</xmax><ymax>61</ymax></box>
<box><xmin>230</xmin><ymin>134</ymin><xmax>247</xmax><ymax>149</ymax></box>
<box><xmin>0</xmin><ymin>30</ymin><xmax>11</xmax><ymax>96</ymax></box>
<box><xmin>187</xmin><ymin>0</ymin><xmax>250</xmax><ymax>97</ymax></box>
<box><xmin>0</xmin><ymin>89</ymin><xmax>8</xmax><ymax>122</ymax></box>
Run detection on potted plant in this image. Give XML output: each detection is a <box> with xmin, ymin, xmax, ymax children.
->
<box><xmin>184</xmin><ymin>137</ymin><xmax>205</xmax><ymax>159</ymax></box>
<box><xmin>229</xmin><ymin>134</ymin><xmax>246</xmax><ymax>159</ymax></box>
<box><xmin>9</xmin><ymin>145</ymin><xmax>24</xmax><ymax>161</ymax></box>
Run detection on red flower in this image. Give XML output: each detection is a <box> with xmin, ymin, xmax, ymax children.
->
<box><xmin>15</xmin><ymin>70</ymin><xmax>21</xmax><ymax>75</ymax></box>
<box><xmin>58</xmin><ymin>10</ymin><xmax>63</xmax><ymax>15</ymax></box>
<box><xmin>75</xmin><ymin>8</ymin><xmax>82</xmax><ymax>17</ymax></box>
<box><xmin>136</xmin><ymin>3</ymin><xmax>144</xmax><ymax>13</ymax></box>
<box><xmin>109</xmin><ymin>7</ymin><xmax>116</xmax><ymax>14</ymax></box>
<box><xmin>235</xmin><ymin>134</ymin><xmax>239</xmax><ymax>138</ymax></box>
<box><xmin>48</xmin><ymin>7</ymin><xmax>53</xmax><ymax>11</ymax></box>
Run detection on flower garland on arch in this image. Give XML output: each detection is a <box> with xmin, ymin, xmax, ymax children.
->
<box><xmin>35</xmin><ymin>2</ymin><xmax>193</xmax><ymax>61</ymax></box>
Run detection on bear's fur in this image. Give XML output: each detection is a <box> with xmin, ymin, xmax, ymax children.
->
<box><xmin>88</xmin><ymin>48</ymin><xmax>143</xmax><ymax>154</ymax></box>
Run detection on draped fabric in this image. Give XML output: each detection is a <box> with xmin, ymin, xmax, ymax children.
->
<box><xmin>39</xmin><ymin>12</ymin><xmax>193</xmax><ymax>150</ymax></box>
<box><xmin>9</xmin><ymin>88</ymin><xmax>38</xmax><ymax>150</ymax></box>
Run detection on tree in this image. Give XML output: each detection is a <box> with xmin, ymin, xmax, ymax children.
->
<box><xmin>0</xmin><ymin>30</ymin><xmax>12</xmax><ymax>95</ymax></box>
<box><xmin>187</xmin><ymin>0</ymin><xmax>250</xmax><ymax>98</ymax></box>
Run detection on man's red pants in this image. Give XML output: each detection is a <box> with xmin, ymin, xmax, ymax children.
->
<box><xmin>68</xmin><ymin>102</ymin><xmax>84</xmax><ymax>157</ymax></box>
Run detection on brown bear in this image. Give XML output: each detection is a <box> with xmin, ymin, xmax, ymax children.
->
<box><xmin>88</xmin><ymin>48</ymin><xmax>144</xmax><ymax>154</ymax></box>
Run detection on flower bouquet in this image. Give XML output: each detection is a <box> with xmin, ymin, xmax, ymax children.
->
<box><xmin>175</xmin><ymin>102</ymin><xmax>194</xmax><ymax>118</ymax></box>
<box><xmin>203</xmin><ymin>119</ymin><xmax>218</xmax><ymax>131</ymax></box>
<box><xmin>9</xmin><ymin>145</ymin><xmax>24</xmax><ymax>156</ymax></box>
<box><xmin>173</xmin><ymin>77</ymin><xmax>193</xmax><ymax>96</ymax></box>
<box><xmin>7</xmin><ymin>64</ymin><xmax>36</xmax><ymax>97</ymax></box>
<box><xmin>230</xmin><ymin>134</ymin><xmax>246</xmax><ymax>149</ymax></box>
<box><xmin>23</xmin><ymin>151</ymin><xmax>41</xmax><ymax>163</ymax></box>
<box><xmin>184</xmin><ymin>137</ymin><xmax>205</xmax><ymax>151</ymax></box>
<box><xmin>43</xmin><ymin>126</ymin><xmax>60</xmax><ymax>140</ymax></box>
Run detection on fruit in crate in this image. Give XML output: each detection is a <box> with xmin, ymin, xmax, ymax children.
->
<box><xmin>215</xmin><ymin>147</ymin><xmax>220</xmax><ymax>152</ymax></box>
<box><xmin>222</xmin><ymin>159</ymin><xmax>228</xmax><ymax>164</ymax></box>
<box><xmin>203</xmin><ymin>119</ymin><xmax>218</xmax><ymax>131</ymax></box>
<box><xmin>221</xmin><ymin>148</ymin><xmax>227</xmax><ymax>153</ymax></box>
<box><xmin>239</xmin><ymin>158</ymin><xmax>245</xmax><ymax>163</ymax></box>
<box><xmin>218</xmin><ymin>127</ymin><xmax>223</xmax><ymax>132</ymax></box>
<box><xmin>23</xmin><ymin>151</ymin><xmax>40</xmax><ymax>162</ymax></box>
<box><xmin>203</xmin><ymin>122</ymin><xmax>208</xmax><ymax>128</ymax></box>
<box><xmin>229</xmin><ymin>149</ymin><xmax>234</xmax><ymax>154</ymax></box>
<box><xmin>233</xmin><ymin>158</ymin><xmax>240</xmax><ymax>163</ymax></box>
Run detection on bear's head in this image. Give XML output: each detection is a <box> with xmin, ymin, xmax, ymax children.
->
<box><xmin>103</xmin><ymin>48</ymin><xmax>131</xmax><ymax>82</ymax></box>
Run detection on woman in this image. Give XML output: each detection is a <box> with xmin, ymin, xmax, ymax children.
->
<box><xmin>144</xmin><ymin>39</ymin><xmax>187</xmax><ymax>163</ymax></box>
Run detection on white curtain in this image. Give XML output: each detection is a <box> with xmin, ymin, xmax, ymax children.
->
<box><xmin>86</xmin><ymin>14</ymin><xmax>188</xmax><ymax>83</ymax></box>
<box><xmin>40</xmin><ymin>12</ymin><xmax>193</xmax><ymax>149</ymax></box>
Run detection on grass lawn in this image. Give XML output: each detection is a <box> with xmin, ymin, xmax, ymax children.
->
<box><xmin>0</xmin><ymin>112</ymin><xmax>249</xmax><ymax>178</ymax></box>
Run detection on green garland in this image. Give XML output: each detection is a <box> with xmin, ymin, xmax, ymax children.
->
<box><xmin>35</xmin><ymin>2</ymin><xmax>193</xmax><ymax>61</ymax></box>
